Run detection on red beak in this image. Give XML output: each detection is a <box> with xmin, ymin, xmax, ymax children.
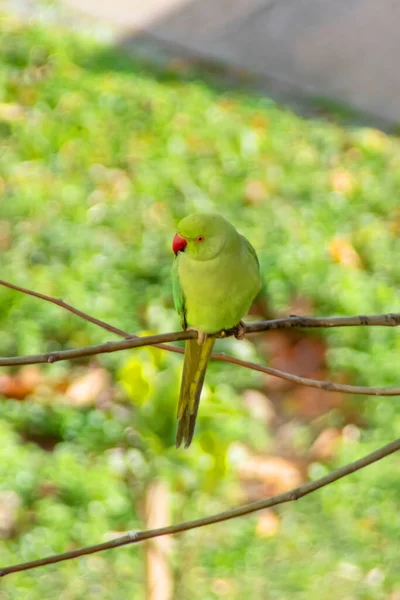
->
<box><xmin>172</xmin><ymin>233</ymin><xmax>187</xmax><ymax>255</ymax></box>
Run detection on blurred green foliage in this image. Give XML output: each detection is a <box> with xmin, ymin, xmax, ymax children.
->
<box><xmin>0</xmin><ymin>11</ymin><xmax>399</xmax><ymax>600</ymax></box>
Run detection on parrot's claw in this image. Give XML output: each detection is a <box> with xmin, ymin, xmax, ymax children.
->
<box><xmin>188</xmin><ymin>327</ymin><xmax>208</xmax><ymax>345</ymax></box>
<box><xmin>234</xmin><ymin>320</ymin><xmax>246</xmax><ymax>340</ymax></box>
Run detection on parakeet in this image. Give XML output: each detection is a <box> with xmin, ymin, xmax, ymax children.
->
<box><xmin>172</xmin><ymin>214</ymin><xmax>261</xmax><ymax>448</ymax></box>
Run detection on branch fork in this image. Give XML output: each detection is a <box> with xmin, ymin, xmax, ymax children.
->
<box><xmin>0</xmin><ymin>278</ymin><xmax>399</xmax><ymax>576</ymax></box>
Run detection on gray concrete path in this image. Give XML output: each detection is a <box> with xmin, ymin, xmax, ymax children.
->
<box><xmin>4</xmin><ymin>0</ymin><xmax>400</xmax><ymax>128</ymax></box>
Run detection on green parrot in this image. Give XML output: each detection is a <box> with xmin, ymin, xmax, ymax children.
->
<box><xmin>172</xmin><ymin>213</ymin><xmax>261</xmax><ymax>448</ymax></box>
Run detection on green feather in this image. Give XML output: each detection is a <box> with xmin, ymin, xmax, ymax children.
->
<box><xmin>172</xmin><ymin>257</ymin><xmax>187</xmax><ymax>329</ymax></box>
<box><xmin>172</xmin><ymin>214</ymin><xmax>262</xmax><ymax>448</ymax></box>
<box><xmin>240</xmin><ymin>234</ymin><xmax>259</xmax><ymax>268</ymax></box>
<box><xmin>176</xmin><ymin>337</ymin><xmax>215</xmax><ymax>449</ymax></box>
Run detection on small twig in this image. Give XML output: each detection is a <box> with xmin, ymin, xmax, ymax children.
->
<box><xmin>244</xmin><ymin>313</ymin><xmax>400</xmax><ymax>331</ymax></box>
<box><xmin>0</xmin><ymin>279</ymin><xmax>128</xmax><ymax>338</ymax></box>
<box><xmin>212</xmin><ymin>354</ymin><xmax>400</xmax><ymax>396</ymax></box>
<box><xmin>0</xmin><ymin>284</ymin><xmax>399</xmax><ymax>577</ymax></box>
<box><xmin>0</xmin><ymin>278</ymin><xmax>189</xmax><ymax>357</ymax></box>
<box><xmin>1</xmin><ymin>279</ymin><xmax>400</xmax><ymax>394</ymax></box>
<box><xmin>2</xmin><ymin>278</ymin><xmax>400</xmax><ymax>354</ymax></box>
<box><xmin>0</xmin><ymin>328</ymin><xmax>398</xmax><ymax>396</ymax></box>
<box><xmin>1</xmin><ymin>437</ymin><xmax>399</xmax><ymax>577</ymax></box>
<box><xmin>0</xmin><ymin>329</ymin><xmax>195</xmax><ymax>366</ymax></box>
<box><xmin>3</xmin><ymin>278</ymin><xmax>400</xmax><ymax>334</ymax></box>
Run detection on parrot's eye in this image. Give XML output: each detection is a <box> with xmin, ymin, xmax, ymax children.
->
<box><xmin>196</xmin><ymin>235</ymin><xmax>205</xmax><ymax>243</ymax></box>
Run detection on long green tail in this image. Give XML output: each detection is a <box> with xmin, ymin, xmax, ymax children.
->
<box><xmin>176</xmin><ymin>337</ymin><xmax>215</xmax><ymax>448</ymax></box>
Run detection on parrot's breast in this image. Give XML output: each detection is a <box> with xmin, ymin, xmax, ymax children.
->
<box><xmin>178</xmin><ymin>237</ymin><xmax>260</xmax><ymax>333</ymax></box>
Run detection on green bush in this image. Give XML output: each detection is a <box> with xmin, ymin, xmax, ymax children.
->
<box><xmin>0</xmin><ymin>12</ymin><xmax>399</xmax><ymax>599</ymax></box>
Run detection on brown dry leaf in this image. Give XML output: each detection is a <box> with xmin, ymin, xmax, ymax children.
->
<box><xmin>167</xmin><ymin>58</ymin><xmax>191</xmax><ymax>74</ymax></box>
<box><xmin>106</xmin><ymin>168</ymin><xmax>131</xmax><ymax>199</ymax></box>
<box><xmin>342</xmin><ymin>424</ymin><xmax>361</xmax><ymax>443</ymax></box>
<box><xmin>262</xmin><ymin>330</ymin><xmax>294</xmax><ymax>361</ymax></box>
<box><xmin>217</xmin><ymin>98</ymin><xmax>236</xmax><ymax>111</ymax></box>
<box><xmin>388</xmin><ymin>209</ymin><xmax>400</xmax><ymax>236</ymax></box>
<box><xmin>53</xmin><ymin>377</ymin><xmax>70</xmax><ymax>395</ymax></box>
<box><xmin>330</xmin><ymin>169</ymin><xmax>354</xmax><ymax>194</ymax></box>
<box><xmin>19</xmin><ymin>366</ymin><xmax>42</xmax><ymax>390</ymax></box>
<box><xmin>360</xmin><ymin>128</ymin><xmax>388</xmax><ymax>153</ymax></box>
<box><xmin>329</xmin><ymin>237</ymin><xmax>362</xmax><ymax>268</ymax></box>
<box><xmin>0</xmin><ymin>491</ymin><xmax>22</xmax><ymax>538</ymax></box>
<box><xmin>0</xmin><ymin>366</ymin><xmax>42</xmax><ymax>400</ymax></box>
<box><xmin>256</xmin><ymin>510</ymin><xmax>280</xmax><ymax>538</ymax></box>
<box><xmin>38</xmin><ymin>481</ymin><xmax>60</xmax><ymax>498</ymax></box>
<box><xmin>238</xmin><ymin>455</ymin><xmax>303</xmax><ymax>496</ymax></box>
<box><xmin>0</xmin><ymin>376</ymin><xmax>20</xmax><ymax>399</ymax></box>
<box><xmin>288</xmin><ymin>373</ymin><xmax>345</xmax><ymax>419</ymax></box>
<box><xmin>145</xmin><ymin>480</ymin><xmax>173</xmax><ymax>600</ymax></box>
<box><xmin>65</xmin><ymin>367</ymin><xmax>111</xmax><ymax>407</ymax></box>
<box><xmin>248</xmin><ymin>294</ymin><xmax>273</xmax><ymax>319</ymax></box>
<box><xmin>242</xmin><ymin>389</ymin><xmax>276</xmax><ymax>425</ymax></box>
<box><xmin>264</xmin><ymin>334</ymin><xmax>327</xmax><ymax>393</ymax></box>
<box><xmin>250</xmin><ymin>113</ymin><xmax>269</xmax><ymax>131</ymax></box>
<box><xmin>147</xmin><ymin>202</ymin><xmax>170</xmax><ymax>228</ymax></box>
<box><xmin>211</xmin><ymin>578</ymin><xmax>235</xmax><ymax>597</ymax></box>
<box><xmin>244</xmin><ymin>179</ymin><xmax>269</xmax><ymax>205</ymax></box>
<box><xmin>17</xmin><ymin>87</ymin><xmax>38</xmax><ymax>106</ymax></box>
<box><xmin>288</xmin><ymin>294</ymin><xmax>314</xmax><ymax>317</ymax></box>
<box><xmin>0</xmin><ymin>102</ymin><xmax>26</xmax><ymax>122</ymax></box>
<box><xmin>0</xmin><ymin>219</ymin><xmax>11</xmax><ymax>250</ymax></box>
<box><xmin>260</xmin><ymin>323</ymin><xmax>348</xmax><ymax>420</ymax></box>
<box><xmin>357</xmin><ymin>516</ymin><xmax>377</xmax><ymax>532</ymax></box>
<box><xmin>345</xmin><ymin>147</ymin><xmax>362</xmax><ymax>162</ymax></box>
<box><xmin>310</xmin><ymin>428</ymin><xmax>342</xmax><ymax>461</ymax></box>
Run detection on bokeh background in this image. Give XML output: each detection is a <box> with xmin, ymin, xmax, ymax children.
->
<box><xmin>1</xmin><ymin>2</ymin><xmax>400</xmax><ymax>599</ymax></box>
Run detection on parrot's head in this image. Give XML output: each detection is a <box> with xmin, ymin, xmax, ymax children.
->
<box><xmin>172</xmin><ymin>213</ymin><xmax>235</xmax><ymax>261</ymax></box>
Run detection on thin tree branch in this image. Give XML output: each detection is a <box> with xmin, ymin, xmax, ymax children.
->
<box><xmin>0</xmin><ymin>280</ymin><xmax>399</xmax><ymax>577</ymax></box>
<box><xmin>0</xmin><ymin>329</ymin><xmax>195</xmax><ymax>366</ymax></box>
<box><xmin>1</xmin><ymin>437</ymin><xmax>399</xmax><ymax>577</ymax></box>
<box><xmin>211</xmin><ymin>355</ymin><xmax>400</xmax><ymax>396</ymax></box>
<box><xmin>0</xmin><ymin>279</ymin><xmax>129</xmax><ymax>339</ymax></box>
<box><xmin>3</xmin><ymin>278</ymin><xmax>400</xmax><ymax>334</ymax></box>
<box><xmin>244</xmin><ymin>313</ymin><xmax>400</xmax><ymax>331</ymax></box>
<box><xmin>0</xmin><ymin>328</ymin><xmax>398</xmax><ymax>396</ymax></box>
<box><xmin>2</xmin><ymin>278</ymin><xmax>400</xmax><ymax>357</ymax></box>
<box><xmin>2</xmin><ymin>279</ymin><xmax>400</xmax><ymax>394</ymax></box>
<box><xmin>0</xmin><ymin>278</ymin><xmax>188</xmax><ymax>357</ymax></box>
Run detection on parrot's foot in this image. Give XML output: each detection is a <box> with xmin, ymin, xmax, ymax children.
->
<box><xmin>234</xmin><ymin>320</ymin><xmax>246</xmax><ymax>340</ymax></box>
<box><xmin>188</xmin><ymin>327</ymin><xmax>208</xmax><ymax>345</ymax></box>
<box><xmin>218</xmin><ymin>321</ymin><xmax>246</xmax><ymax>339</ymax></box>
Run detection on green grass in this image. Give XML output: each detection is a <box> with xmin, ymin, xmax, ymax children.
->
<box><xmin>0</xmin><ymin>12</ymin><xmax>400</xmax><ymax>599</ymax></box>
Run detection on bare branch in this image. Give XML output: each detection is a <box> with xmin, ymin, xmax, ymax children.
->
<box><xmin>1</xmin><ymin>279</ymin><xmax>400</xmax><ymax>395</ymax></box>
<box><xmin>0</xmin><ymin>279</ymin><xmax>128</xmax><ymax>338</ymax></box>
<box><xmin>0</xmin><ymin>328</ymin><xmax>398</xmax><ymax>396</ymax></box>
<box><xmin>212</xmin><ymin>354</ymin><xmax>400</xmax><ymax>396</ymax></box>
<box><xmin>1</xmin><ymin>437</ymin><xmax>399</xmax><ymax>577</ymax></box>
<box><xmin>244</xmin><ymin>312</ymin><xmax>400</xmax><ymax>332</ymax></box>
<box><xmin>0</xmin><ymin>280</ymin><xmax>399</xmax><ymax>576</ymax></box>
<box><xmin>0</xmin><ymin>278</ymin><xmax>186</xmax><ymax>356</ymax></box>
<box><xmin>0</xmin><ymin>329</ymin><xmax>196</xmax><ymax>366</ymax></box>
<box><xmin>2</xmin><ymin>278</ymin><xmax>400</xmax><ymax>358</ymax></box>
<box><xmin>3</xmin><ymin>278</ymin><xmax>400</xmax><ymax>335</ymax></box>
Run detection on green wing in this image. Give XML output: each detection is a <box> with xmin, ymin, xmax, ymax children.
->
<box><xmin>241</xmin><ymin>234</ymin><xmax>267</xmax><ymax>300</ymax></box>
<box><xmin>176</xmin><ymin>337</ymin><xmax>215</xmax><ymax>448</ymax></box>
<box><xmin>173</xmin><ymin>256</ymin><xmax>214</xmax><ymax>448</ymax></box>
<box><xmin>241</xmin><ymin>234</ymin><xmax>259</xmax><ymax>268</ymax></box>
<box><xmin>172</xmin><ymin>257</ymin><xmax>187</xmax><ymax>329</ymax></box>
